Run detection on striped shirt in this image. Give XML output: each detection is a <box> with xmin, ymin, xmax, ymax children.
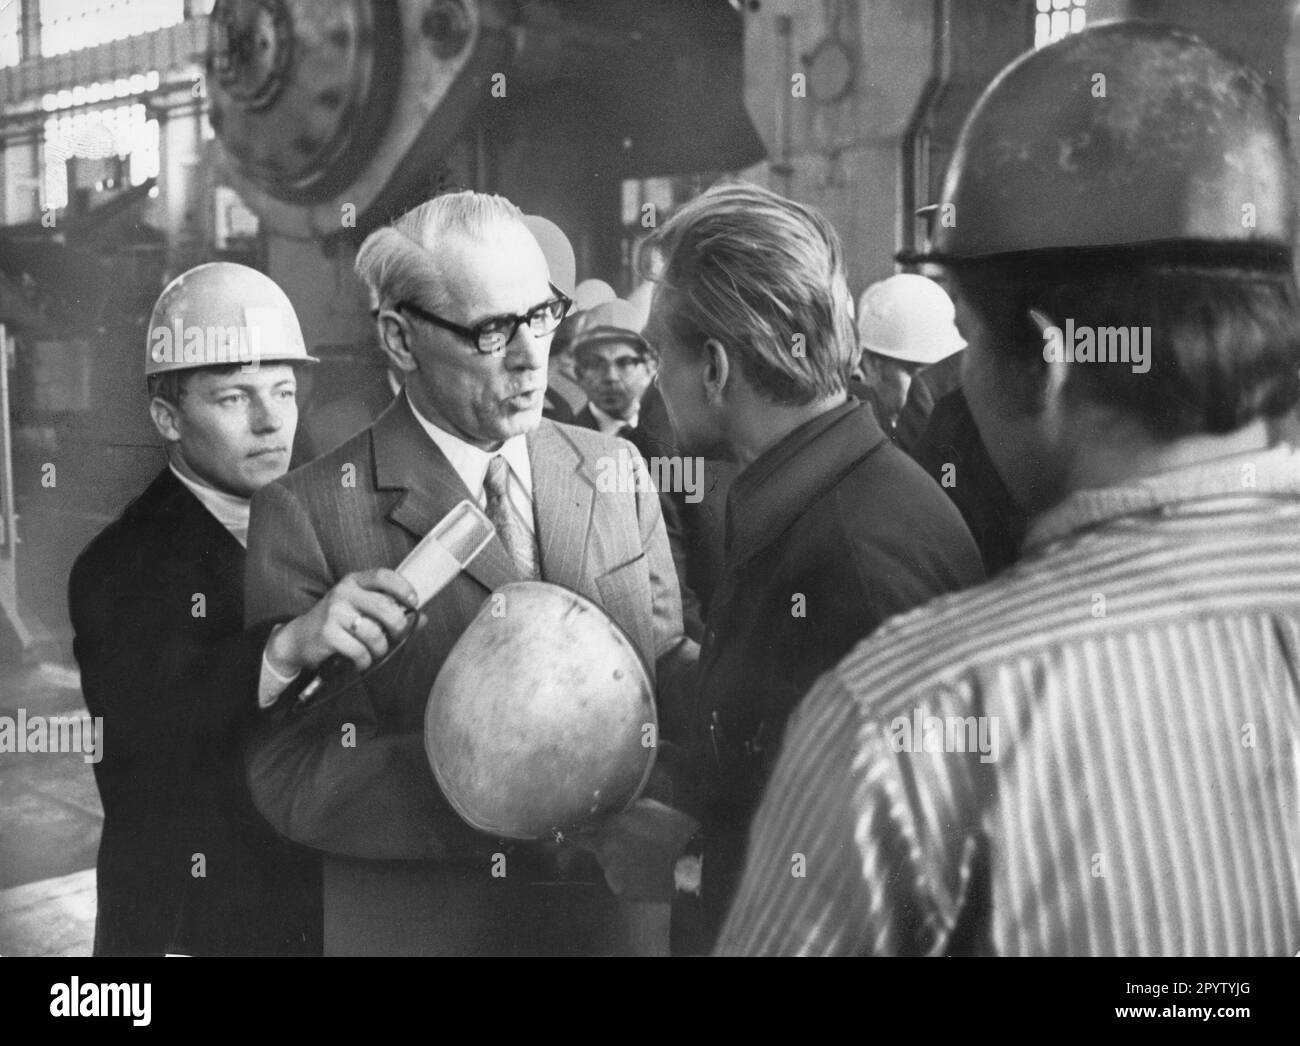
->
<box><xmin>716</xmin><ymin>445</ymin><xmax>1300</xmax><ymax>956</ymax></box>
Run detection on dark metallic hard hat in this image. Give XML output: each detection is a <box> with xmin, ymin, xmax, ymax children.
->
<box><xmin>908</xmin><ymin>21</ymin><xmax>1295</xmax><ymax>266</ymax></box>
<box><xmin>425</xmin><ymin>582</ymin><xmax>657</xmax><ymax>840</ymax></box>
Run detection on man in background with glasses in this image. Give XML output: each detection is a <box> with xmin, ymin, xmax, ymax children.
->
<box><xmin>242</xmin><ymin>191</ymin><xmax>696</xmax><ymax>956</ymax></box>
<box><xmin>570</xmin><ymin>299</ymin><xmax>658</xmax><ymax>442</ymax></box>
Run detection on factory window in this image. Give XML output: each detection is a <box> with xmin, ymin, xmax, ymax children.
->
<box><xmin>1035</xmin><ymin>0</ymin><xmax>1086</xmax><ymax>49</ymax></box>
<box><xmin>40</xmin><ymin>0</ymin><xmax>186</xmax><ymax>58</ymax></box>
<box><xmin>0</xmin><ymin>0</ymin><xmax>20</xmax><ymax>69</ymax></box>
<box><xmin>41</xmin><ymin>71</ymin><xmax>160</xmax><ymax>111</ymax></box>
<box><xmin>43</xmin><ymin>103</ymin><xmax>159</xmax><ymax>210</ymax></box>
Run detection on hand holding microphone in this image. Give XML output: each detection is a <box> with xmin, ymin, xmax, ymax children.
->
<box><xmin>265</xmin><ymin>568</ymin><xmax>418</xmax><ymax>680</ymax></box>
<box><xmin>265</xmin><ymin>500</ymin><xmax>496</xmax><ymax>703</ymax></box>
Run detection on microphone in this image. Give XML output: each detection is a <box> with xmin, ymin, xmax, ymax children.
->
<box><xmin>296</xmin><ymin>500</ymin><xmax>496</xmax><ymax>704</ymax></box>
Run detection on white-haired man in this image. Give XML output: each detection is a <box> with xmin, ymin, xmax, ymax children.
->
<box><xmin>242</xmin><ymin>191</ymin><xmax>695</xmax><ymax>956</ymax></box>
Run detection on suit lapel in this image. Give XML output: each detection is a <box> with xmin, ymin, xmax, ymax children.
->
<box><xmin>371</xmin><ymin>397</ymin><xmax>521</xmax><ymax>593</ymax></box>
<box><xmin>528</xmin><ymin>421</ymin><xmax>594</xmax><ymax>591</ymax></box>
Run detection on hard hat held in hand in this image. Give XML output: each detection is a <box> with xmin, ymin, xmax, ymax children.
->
<box><xmin>917</xmin><ymin>21</ymin><xmax>1294</xmax><ymax>263</ymax></box>
<box><xmin>857</xmin><ymin>274</ymin><xmax>965</xmax><ymax>366</ymax></box>
<box><xmin>425</xmin><ymin>581</ymin><xmax>658</xmax><ymax>840</ymax></box>
<box><xmin>145</xmin><ymin>262</ymin><xmax>318</xmax><ymax>377</ymax></box>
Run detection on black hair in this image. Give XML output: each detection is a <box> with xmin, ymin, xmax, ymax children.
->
<box><xmin>949</xmin><ymin>250</ymin><xmax>1300</xmax><ymax>438</ymax></box>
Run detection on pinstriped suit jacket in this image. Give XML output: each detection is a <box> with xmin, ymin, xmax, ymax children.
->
<box><xmin>243</xmin><ymin>396</ymin><xmax>691</xmax><ymax>954</ymax></box>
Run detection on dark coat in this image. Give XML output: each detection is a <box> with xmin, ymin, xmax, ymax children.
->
<box><xmin>894</xmin><ymin>350</ymin><xmax>965</xmax><ymax>454</ymax></box>
<box><xmin>911</xmin><ymin>387</ymin><xmax>1028</xmax><ymax>576</ymax></box>
<box><xmin>571</xmin><ymin>403</ymin><xmax>605</xmax><ymax>435</ymax></box>
<box><xmin>683</xmin><ymin>400</ymin><xmax>985</xmax><ymax>944</ymax></box>
<box><xmin>67</xmin><ymin>468</ymin><xmax>321</xmax><ymax>956</ymax></box>
<box><xmin>243</xmin><ymin>397</ymin><xmax>692</xmax><ymax>955</ymax></box>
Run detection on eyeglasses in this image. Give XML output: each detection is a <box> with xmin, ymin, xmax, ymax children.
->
<box><xmin>393</xmin><ymin>284</ymin><xmax>573</xmax><ymax>355</ymax></box>
<box><xmin>576</xmin><ymin>354</ymin><xmax>647</xmax><ymax>377</ymax></box>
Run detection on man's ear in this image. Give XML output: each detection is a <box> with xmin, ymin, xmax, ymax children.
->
<box><xmin>702</xmin><ymin>338</ymin><xmax>731</xmax><ymax>404</ymax></box>
<box><xmin>1024</xmin><ymin>306</ymin><xmax>1072</xmax><ymax>418</ymax></box>
<box><xmin>377</xmin><ymin>309</ymin><xmax>419</xmax><ymax>374</ymax></box>
<box><xmin>149</xmin><ymin>397</ymin><xmax>183</xmax><ymax>445</ymax></box>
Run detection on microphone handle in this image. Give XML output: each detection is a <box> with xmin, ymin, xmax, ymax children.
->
<box><xmin>297</xmin><ymin>653</ymin><xmax>351</xmax><ymax>702</ymax></box>
<box><xmin>296</xmin><ymin>606</ymin><xmax>417</xmax><ymax>704</ymax></box>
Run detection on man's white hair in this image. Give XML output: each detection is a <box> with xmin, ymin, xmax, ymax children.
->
<box><xmin>355</xmin><ymin>191</ymin><xmax>527</xmax><ymax>313</ymax></box>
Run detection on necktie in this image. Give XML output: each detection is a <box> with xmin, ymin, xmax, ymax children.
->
<box><xmin>483</xmin><ymin>455</ymin><xmax>540</xmax><ymax>580</ymax></box>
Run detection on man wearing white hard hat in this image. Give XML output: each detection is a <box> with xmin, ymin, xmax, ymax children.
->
<box><xmin>853</xmin><ymin>273</ymin><xmax>965</xmax><ymax>440</ymax></box>
<box><xmin>68</xmin><ymin>262</ymin><xmax>324</xmax><ymax>955</ymax></box>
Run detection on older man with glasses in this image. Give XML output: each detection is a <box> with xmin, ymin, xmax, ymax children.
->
<box><xmin>242</xmin><ymin>190</ymin><xmax>696</xmax><ymax>956</ymax></box>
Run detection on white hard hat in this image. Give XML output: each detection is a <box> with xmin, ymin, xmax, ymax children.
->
<box><xmin>857</xmin><ymin>273</ymin><xmax>965</xmax><ymax>365</ymax></box>
<box><xmin>145</xmin><ymin>262</ymin><xmax>317</xmax><ymax>377</ymax></box>
<box><xmin>572</xmin><ymin>278</ymin><xmax>617</xmax><ymax>313</ymax></box>
<box><xmin>522</xmin><ymin>214</ymin><xmax>576</xmax><ymax>298</ymax></box>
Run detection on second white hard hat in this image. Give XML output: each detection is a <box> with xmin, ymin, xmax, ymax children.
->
<box><xmin>856</xmin><ymin>273</ymin><xmax>965</xmax><ymax>366</ymax></box>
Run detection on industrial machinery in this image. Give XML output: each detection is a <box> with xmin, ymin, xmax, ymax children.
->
<box><xmin>205</xmin><ymin>0</ymin><xmax>764</xmax><ymax>263</ymax></box>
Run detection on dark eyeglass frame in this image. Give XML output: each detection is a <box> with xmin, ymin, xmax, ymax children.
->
<box><xmin>389</xmin><ymin>284</ymin><xmax>573</xmax><ymax>356</ymax></box>
<box><xmin>575</xmin><ymin>353</ymin><xmax>648</xmax><ymax>376</ymax></box>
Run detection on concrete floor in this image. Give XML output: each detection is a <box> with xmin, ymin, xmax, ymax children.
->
<box><xmin>0</xmin><ymin>659</ymin><xmax>101</xmax><ymax>957</ymax></box>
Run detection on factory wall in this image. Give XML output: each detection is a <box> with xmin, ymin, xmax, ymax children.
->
<box><xmin>739</xmin><ymin>0</ymin><xmax>937</xmax><ymax>295</ymax></box>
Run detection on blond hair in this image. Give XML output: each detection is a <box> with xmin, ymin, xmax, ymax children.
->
<box><xmin>355</xmin><ymin>191</ymin><xmax>525</xmax><ymax>312</ymax></box>
<box><xmin>647</xmin><ymin>181</ymin><xmax>856</xmax><ymax>405</ymax></box>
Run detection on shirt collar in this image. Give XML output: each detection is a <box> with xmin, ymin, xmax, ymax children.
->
<box><xmin>588</xmin><ymin>401</ymin><xmax>638</xmax><ymax>435</ymax></box>
<box><xmin>1024</xmin><ymin>443</ymin><xmax>1300</xmax><ymax>553</ymax></box>
<box><xmin>405</xmin><ymin>391</ymin><xmax>532</xmax><ymax>499</ymax></box>
<box><xmin>168</xmin><ymin>464</ymin><xmax>251</xmax><ymax>548</ymax></box>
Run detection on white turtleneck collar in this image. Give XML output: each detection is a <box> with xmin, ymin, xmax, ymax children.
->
<box><xmin>169</xmin><ymin>464</ymin><xmax>252</xmax><ymax>548</ymax></box>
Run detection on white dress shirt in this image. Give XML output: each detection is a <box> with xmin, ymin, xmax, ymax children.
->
<box><xmin>406</xmin><ymin>392</ymin><xmax>536</xmax><ymax>534</ymax></box>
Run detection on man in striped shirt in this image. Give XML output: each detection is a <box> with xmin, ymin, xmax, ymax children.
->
<box><xmin>717</xmin><ymin>22</ymin><xmax>1300</xmax><ymax>956</ymax></box>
